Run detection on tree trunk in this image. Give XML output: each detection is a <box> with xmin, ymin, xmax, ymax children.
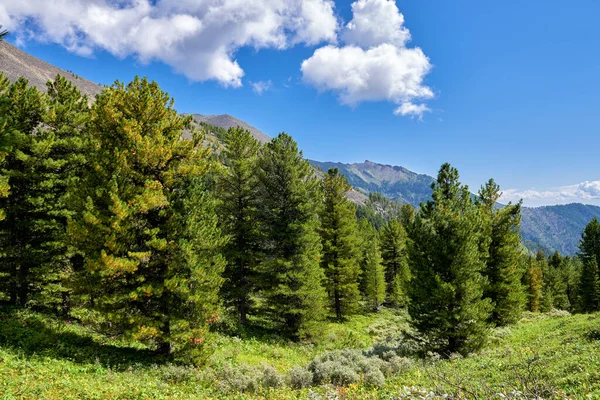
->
<box><xmin>17</xmin><ymin>265</ymin><xmax>28</xmax><ymax>306</ymax></box>
<box><xmin>334</xmin><ymin>288</ymin><xmax>342</xmax><ymax>320</ymax></box>
<box><xmin>156</xmin><ymin>320</ymin><xmax>173</xmax><ymax>355</ymax></box>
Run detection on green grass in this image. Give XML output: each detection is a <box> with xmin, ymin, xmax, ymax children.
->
<box><xmin>1</xmin><ymin>306</ymin><xmax>599</xmax><ymax>399</ymax></box>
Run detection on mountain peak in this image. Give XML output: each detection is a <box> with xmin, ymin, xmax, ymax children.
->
<box><xmin>188</xmin><ymin>113</ymin><xmax>270</xmax><ymax>144</ymax></box>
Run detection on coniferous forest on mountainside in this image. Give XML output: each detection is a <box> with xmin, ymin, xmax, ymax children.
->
<box><xmin>1</xmin><ymin>71</ymin><xmax>600</xmax><ymax>399</ymax></box>
<box><xmin>2</xmin><ymin>28</ymin><xmax>600</xmax><ymax>399</ymax></box>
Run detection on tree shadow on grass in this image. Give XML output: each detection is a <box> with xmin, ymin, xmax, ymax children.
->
<box><xmin>0</xmin><ymin>306</ymin><xmax>165</xmax><ymax>370</ymax></box>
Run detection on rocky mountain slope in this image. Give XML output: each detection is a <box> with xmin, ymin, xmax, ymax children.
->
<box><xmin>0</xmin><ymin>41</ymin><xmax>102</xmax><ymax>97</ymax></box>
<box><xmin>1</xmin><ymin>41</ymin><xmax>596</xmax><ymax>255</ymax></box>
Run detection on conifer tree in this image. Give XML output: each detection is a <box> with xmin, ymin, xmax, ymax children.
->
<box><xmin>547</xmin><ymin>251</ymin><xmax>570</xmax><ymax>310</ymax></box>
<box><xmin>379</xmin><ymin>219</ymin><xmax>410</xmax><ymax>306</ymax></box>
<box><xmin>478</xmin><ymin>179</ymin><xmax>526</xmax><ymax>326</ymax></box>
<box><xmin>408</xmin><ymin>163</ymin><xmax>491</xmax><ymax>355</ymax></box>
<box><xmin>68</xmin><ymin>77</ymin><xmax>225</xmax><ymax>362</ymax></box>
<box><xmin>524</xmin><ymin>256</ymin><xmax>543</xmax><ymax>312</ymax></box>
<box><xmin>578</xmin><ymin>217</ymin><xmax>600</xmax><ymax>312</ymax></box>
<box><xmin>256</xmin><ymin>133</ymin><xmax>326</xmax><ymax>339</ymax></box>
<box><xmin>216</xmin><ymin>127</ymin><xmax>261</xmax><ymax>326</ymax></box>
<box><xmin>537</xmin><ymin>251</ymin><xmax>555</xmax><ymax>312</ymax></box>
<box><xmin>358</xmin><ymin>218</ymin><xmax>386</xmax><ymax>311</ymax></box>
<box><xmin>0</xmin><ymin>74</ymin><xmax>14</xmax><ymax>222</ymax></box>
<box><xmin>319</xmin><ymin>168</ymin><xmax>361</xmax><ymax>319</ymax></box>
<box><xmin>0</xmin><ymin>77</ymin><xmax>46</xmax><ymax>305</ymax></box>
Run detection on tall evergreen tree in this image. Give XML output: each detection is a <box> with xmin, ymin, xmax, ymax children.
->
<box><xmin>478</xmin><ymin>179</ymin><xmax>526</xmax><ymax>326</ymax></box>
<box><xmin>256</xmin><ymin>133</ymin><xmax>326</xmax><ymax>339</ymax></box>
<box><xmin>547</xmin><ymin>251</ymin><xmax>570</xmax><ymax>310</ymax></box>
<box><xmin>0</xmin><ymin>74</ymin><xmax>14</xmax><ymax>222</ymax></box>
<box><xmin>68</xmin><ymin>77</ymin><xmax>225</xmax><ymax>363</ymax></box>
<box><xmin>0</xmin><ymin>77</ymin><xmax>46</xmax><ymax>305</ymax></box>
<box><xmin>216</xmin><ymin>127</ymin><xmax>261</xmax><ymax>326</ymax></box>
<box><xmin>379</xmin><ymin>218</ymin><xmax>410</xmax><ymax>306</ymax></box>
<box><xmin>358</xmin><ymin>218</ymin><xmax>386</xmax><ymax>311</ymax></box>
<box><xmin>408</xmin><ymin>163</ymin><xmax>491</xmax><ymax>355</ymax></box>
<box><xmin>319</xmin><ymin>168</ymin><xmax>361</xmax><ymax>320</ymax></box>
<box><xmin>524</xmin><ymin>256</ymin><xmax>543</xmax><ymax>313</ymax></box>
<box><xmin>578</xmin><ymin>217</ymin><xmax>600</xmax><ymax>312</ymax></box>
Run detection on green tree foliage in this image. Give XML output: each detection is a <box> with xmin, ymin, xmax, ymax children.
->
<box><xmin>256</xmin><ymin>133</ymin><xmax>326</xmax><ymax>339</ymax></box>
<box><xmin>546</xmin><ymin>251</ymin><xmax>570</xmax><ymax>310</ymax></box>
<box><xmin>578</xmin><ymin>217</ymin><xmax>600</xmax><ymax>312</ymax></box>
<box><xmin>398</xmin><ymin>203</ymin><xmax>415</xmax><ymax>234</ymax></box>
<box><xmin>320</xmin><ymin>168</ymin><xmax>361</xmax><ymax>320</ymax></box>
<box><xmin>478</xmin><ymin>179</ymin><xmax>526</xmax><ymax>326</ymax></box>
<box><xmin>408</xmin><ymin>163</ymin><xmax>492</xmax><ymax>355</ymax></box>
<box><xmin>523</xmin><ymin>256</ymin><xmax>543</xmax><ymax>312</ymax></box>
<box><xmin>379</xmin><ymin>219</ymin><xmax>410</xmax><ymax>306</ymax></box>
<box><xmin>216</xmin><ymin>127</ymin><xmax>261</xmax><ymax>326</ymax></box>
<box><xmin>68</xmin><ymin>77</ymin><xmax>225</xmax><ymax>363</ymax></box>
<box><xmin>358</xmin><ymin>218</ymin><xmax>386</xmax><ymax>311</ymax></box>
<box><xmin>563</xmin><ymin>255</ymin><xmax>582</xmax><ymax>311</ymax></box>
<box><xmin>0</xmin><ymin>74</ymin><xmax>15</xmax><ymax>222</ymax></box>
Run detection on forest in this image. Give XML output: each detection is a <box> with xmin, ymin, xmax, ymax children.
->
<box><xmin>1</xmin><ymin>74</ymin><xmax>600</xmax><ymax>398</ymax></box>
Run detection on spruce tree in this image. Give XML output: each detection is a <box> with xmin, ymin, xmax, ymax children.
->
<box><xmin>478</xmin><ymin>179</ymin><xmax>526</xmax><ymax>326</ymax></box>
<box><xmin>537</xmin><ymin>251</ymin><xmax>555</xmax><ymax>312</ymax></box>
<box><xmin>216</xmin><ymin>127</ymin><xmax>261</xmax><ymax>326</ymax></box>
<box><xmin>68</xmin><ymin>77</ymin><xmax>225</xmax><ymax>362</ymax></box>
<box><xmin>0</xmin><ymin>74</ymin><xmax>14</xmax><ymax>222</ymax></box>
<box><xmin>256</xmin><ymin>133</ymin><xmax>326</xmax><ymax>339</ymax></box>
<box><xmin>358</xmin><ymin>218</ymin><xmax>386</xmax><ymax>311</ymax></box>
<box><xmin>320</xmin><ymin>168</ymin><xmax>361</xmax><ymax>320</ymax></box>
<box><xmin>408</xmin><ymin>163</ymin><xmax>491</xmax><ymax>355</ymax></box>
<box><xmin>379</xmin><ymin>218</ymin><xmax>410</xmax><ymax>306</ymax></box>
<box><xmin>578</xmin><ymin>217</ymin><xmax>600</xmax><ymax>312</ymax></box>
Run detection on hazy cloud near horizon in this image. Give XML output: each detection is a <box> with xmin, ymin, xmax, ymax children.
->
<box><xmin>501</xmin><ymin>180</ymin><xmax>600</xmax><ymax>207</ymax></box>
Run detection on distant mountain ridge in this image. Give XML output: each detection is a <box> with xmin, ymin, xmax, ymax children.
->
<box><xmin>309</xmin><ymin>160</ymin><xmax>434</xmax><ymax>207</ymax></box>
<box><xmin>1</xmin><ymin>42</ymin><xmax>596</xmax><ymax>255</ymax></box>
<box><xmin>189</xmin><ymin>113</ymin><xmax>270</xmax><ymax>144</ymax></box>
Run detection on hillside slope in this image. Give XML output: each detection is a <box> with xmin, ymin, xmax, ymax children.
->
<box><xmin>189</xmin><ymin>113</ymin><xmax>270</xmax><ymax>144</ymax></box>
<box><xmin>521</xmin><ymin>203</ymin><xmax>600</xmax><ymax>255</ymax></box>
<box><xmin>0</xmin><ymin>41</ymin><xmax>102</xmax><ymax>97</ymax></box>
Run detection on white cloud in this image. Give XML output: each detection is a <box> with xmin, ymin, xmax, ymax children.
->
<box><xmin>501</xmin><ymin>180</ymin><xmax>600</xmax><ymax>206</ymax></box>
<box><xmin>394</xmin><ymin>102</ymin><xmax>431</xmax><ymax>119</ymax></box>
<box><xmin>301</xmin><ymin>0</ymin><xmax>433</xmax><ymax>117</ymax></box>
<box><xmin>0</xmin><ymin>0</ymin><xmax>338</xmax><ymax>87</ymax></box>
<box><xmin>343</xmin><ymin>0</ymin><xmax>410</xmax><ymax>48</ymax></box>
<box><xmin>250</xmin><ymin>80</ymin><xmax>273</xmax><ymax>95</ymax></box>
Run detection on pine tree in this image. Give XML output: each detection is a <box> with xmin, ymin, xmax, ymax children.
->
<box><xmin>358</xmin><ymin>218</ymin><xmax>386</xmax><ymax>311</ymax></box>
<box><xmin>524</xmin><ymin>256</ymin><xmax>543</xmax><ymax>312</ymax></box>
<box><xmin>537</xmin><ymin>251</ymin><xmax>555</xmax><ymax>312</ymax></box>
<box><xmin>547</xmin><ymin>251</ymin><xmax>570</xmax><ymax>310</ymax></box>
<box><xmin>0</xmin><ymin>77</ymin><xmax>46</xmax><ymax>305</ymax></box>
<box><xmin>578</xmin><ymin>217</ymin><xmax>600</xmax><ymax>312</ymax></box>
<box><xmin>68</xmin><ymin>77</ymin><xmax>225</xmax><ymax>363</ymax></box>
<box><xmin>408</xmin><ymin>163</ymin><xmax>491</xmax><ymax>356</ymax></box>
<box><xmin>379</xmin><ymin>218</ymin><xmax>410</xmax><ymax>306</ymax></box>
<box><xmin>0</xmin><ymin>74</ymin><xmax>14</xmax><ymax>222</ymax></box>
<box><xmin>320</xmin><ymin>168</ymin><xmax>361</xmax><ymax>320</ymax></box>
<box><xmin>256</xmin><ymin>133</ymin><xmax>326</xmax><ymax>339</ymax></box>
<box><xmin>478</xmin><ymin>179</ymin><xmax>526</xmax><ymax>326</ymax></box>
<box><xmin>216</xmin><ymin>127</ymin><xmax>261</xmax><ymax>326</ymax></box>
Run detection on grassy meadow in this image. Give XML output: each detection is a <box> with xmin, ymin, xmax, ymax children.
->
<box><xmin>1</xmin><ymin>306</ymin><xmax>600</xmax><ymax>399</ymax></box>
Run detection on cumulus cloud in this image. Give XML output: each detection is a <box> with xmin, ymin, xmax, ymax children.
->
<box><xmin>301</xmin><ymin>0</ymin><xmax>433</xmax><ymax>117</ymax></box>
<box><xmin>250</xmin><ymin>80</ymin><xmax>273</xmax><ymax>95</ymax></box>
<box><xmin>501</xmin><ymin>180</ymin><xmax>600</xmax><ymax>206</ymax></box>
<box><xmin>0</xmin><ymin>0</ymin><xmax>338</xmax><ymax>87</ymax></box>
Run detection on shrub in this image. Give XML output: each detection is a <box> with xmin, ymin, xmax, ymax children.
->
<box><xmin>261</xmin><ymin>364</ymin><xmax>285</xmax><ymax>389</ymax></box>
<box><xmin>363</xmin><ymin>367</ymin><xmax>385</xmax><ymax>387</ymax></box>
<box><xmin>288</xmin><ymin>366</ymin><xmax>313</xmax><ymax>389</ymax></box>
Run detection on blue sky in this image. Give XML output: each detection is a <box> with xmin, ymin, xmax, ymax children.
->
<box><xmin>3</xmin><ymin>0</ymin><xmax>600</xmax><ymax>206</ymax></box>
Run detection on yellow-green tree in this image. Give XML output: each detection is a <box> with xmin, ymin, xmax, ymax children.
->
<box><xmin>69</xmin><ymin>77</ymin><xmax>225</xmax><ymax>363</ymax></box>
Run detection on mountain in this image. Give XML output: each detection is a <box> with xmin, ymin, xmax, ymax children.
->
<box><xmin>520</xmin><ymin>204</ymin><xmax>600</xmax><ymax>255</ymax></box>
<box><xmin>188</xmin><ymin>113</ymin><xmax>270</xmax><ymax>144</ymax></box>
<box><xmin>0</xmin><ymin>41</ymin><xmax>102</xmax><ymax>98</ymax></box>
<box><xmin>309</xmin><ymin>160</ymin><xmax>434</xmax><ymax>207</ymax></box>
<box><xmin>1</xmin><ymin>41</ymin><xmax>596</xmax><ymax>256</ymax></box>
